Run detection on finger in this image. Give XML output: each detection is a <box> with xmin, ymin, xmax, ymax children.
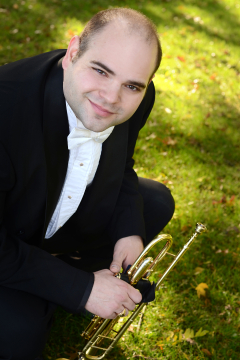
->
<box><xmin>110</xmin><ymin>250</ymin><xmax>125</xmax><ymax>273</ymax></box>
<box><xmin>115</xmin><ymin>307</ymin><xmax>129</xmax><ymax>318</ymax></box>
<box><xmin>127</xmin><ymin>286</ymin><xmax>142</xmax><ymax>305</ymax></box>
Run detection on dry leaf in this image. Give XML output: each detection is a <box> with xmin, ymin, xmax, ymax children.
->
<box><xmin>66</xmin><ymin>29</ymin><xmax>75</xmax><ymax>38</ymax></box>
<box><xmin>210</xmin><ymin>73</ymin><xmax>217</xmax><ymax>80</ymax></box>
<box><xmin>202</xmin><ymin>348</ymin><xmax>212</xmax><ymax>357</ymax></box>
<box><xmin>194</xmin><ymin>267</ymin><xmax>204</xmax><ymax>275</ymax></box>
<box><xmin>186</xmin><ymin>337</ymin><xmax>196</xmax><ymax>345</ymax></box>
<box><xmin>196</xmin><ymin>283</ymin><xmax>208</xmax><ymax>298</ymax></box>
<box><xmin>177</xmin><ymin>56</ymin><xmax>185</xmax><ymax>62</ymax></box>
<box><xmin>128</xmin><ymin>324</ymin><xmax>134</xmax><ymax>332</ymax></box>
<box><xmin>145</xmin><ymin>133</ymin><xmax>156</xmax><ymax>140</ymax></box>
<box><xmin>165</xmin><ymin>107</ymin><xmax>172</xmax><ymax>113</ymax></box>
<box><xmin>67</xmin><ymin>352</ymin><xmax>79</xmax><ymax>360</ymax></box>
<box><xmin>166</xmin><ymin>137</ymin><xmax>177</xmax><ymax>146</ymax></box>
<box><xmin>219</xmin><ymin>311</ymin><xmax>226</xmax><ymax>316</ymax></box>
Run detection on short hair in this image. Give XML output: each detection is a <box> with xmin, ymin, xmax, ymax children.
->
<box><xmin>75</xmin><ymin>8</ymin><xmax>162</xmax><ymax>78</ymax></box>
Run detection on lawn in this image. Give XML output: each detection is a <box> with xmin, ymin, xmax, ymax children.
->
<box><xmin>1</xmin><ymin>0</ymin><xmax>239</xmax><ymax>359</ymax></box>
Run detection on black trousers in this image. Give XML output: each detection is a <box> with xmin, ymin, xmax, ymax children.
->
<box><xmin>0</xmin><ymin>178</ymin><xmax>174</xmax><ymax>360</ymax></box>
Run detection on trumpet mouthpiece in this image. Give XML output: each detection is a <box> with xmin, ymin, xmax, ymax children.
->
<box><xmin>195</xmin><ymin>223</ymin><xmax>207</xmax><ymax>234</ymax></box>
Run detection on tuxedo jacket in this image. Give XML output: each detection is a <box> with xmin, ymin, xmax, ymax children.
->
<box><xmin>0</xmin><ymin>50</ymin><xmax>155</xmax><ymax>313</ymax></box>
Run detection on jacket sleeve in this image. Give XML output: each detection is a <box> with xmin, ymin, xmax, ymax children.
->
<box><xmin>107</xmin><ymin>81</ymin><xmax>155</xmax><ymax>245</ymax></box>
<box><xmin>0</xmin><ymin>141</ymin><xmax>94</xmax><ymax>313</ymax></box>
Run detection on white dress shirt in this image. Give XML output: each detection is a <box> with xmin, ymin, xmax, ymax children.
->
<box><xmin>45</xmin><ymin>102</ymin><xmax>114</xmax><ymax>239</ymax></box>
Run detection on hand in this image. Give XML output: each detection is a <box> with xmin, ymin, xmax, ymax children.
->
<box><xmin>109</xmin><ymin>235</ymin><xmax>144</xmax><ymax>273</ymax></box>
<box><xmin>85</xmin><ymin>269</ymin><xmax>142</xmax><ymax>319</ymax></box>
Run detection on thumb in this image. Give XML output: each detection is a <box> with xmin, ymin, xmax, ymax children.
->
<box><xmin>110</xmin><ymin>251</ymin><xmax>124</xmax><ymax>274</ymax></box>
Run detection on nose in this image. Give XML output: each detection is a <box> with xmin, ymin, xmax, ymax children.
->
<box><xmin>100</xmin><ymin>80</ymin><xmax>121</xmax><ymax>104</ymax></box>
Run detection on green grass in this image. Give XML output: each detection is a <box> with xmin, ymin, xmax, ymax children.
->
<box><xmin>1</xmin><ymin>0</ymin><xmax>239</xmax><ymax>359</ymax></box>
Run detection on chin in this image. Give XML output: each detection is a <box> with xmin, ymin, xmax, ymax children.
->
<box><xmin>82</xmin><ymin>120</ymin><xmax>109</xmax><ymax>132</ymax></box>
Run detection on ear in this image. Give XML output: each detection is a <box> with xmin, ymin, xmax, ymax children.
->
<box><xmin>148</xmin><ymin>73</ymin><xmax>155</xmax><ymax>84</ymax></box>
<box><xmin>62</xmin><ymin>35</ymin><xmax>80</xmax><ymax>70</ymax></box>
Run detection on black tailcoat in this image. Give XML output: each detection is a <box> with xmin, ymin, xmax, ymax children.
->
<box><xmin>0</xmin><ymin>50</ymin><xmax>155</xmax><ymax>313</ymax></box>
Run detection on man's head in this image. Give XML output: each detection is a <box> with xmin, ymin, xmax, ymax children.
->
<box><xmin>62</xmin><ymin>8</ymin><xmax>162</xmax><ymax>132</ymax></box>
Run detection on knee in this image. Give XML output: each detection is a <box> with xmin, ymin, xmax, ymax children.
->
<box><xmin>138</xmin><ymin>178</ymin><xmax>175</xmax><ymax>241</ymax></box>
<box><xmin>1</xmin><ymin>312</ymin><xmax>50</xmax><ymax>360</ymax></box>
<box><xmin>0</xmin><ymin>287</ymin><xmax>55</xmax><ymax>360</ymax></box>
<box><xmin>151</xmin><ymin>181</ymin><xmax>175</xmax><ymax>220</ymax></box>
<box><xmin>139</xmin><ymin>177</ymin><xmax>175</xmax><ymax>219</ymax></box>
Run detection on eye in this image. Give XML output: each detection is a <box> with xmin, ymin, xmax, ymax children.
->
<box><xmin>127</xmin><ymin>85</ymin><xmax>140</xmax><ymax>92</ymax></box>
<box><xmin>93</xmin><ymin>67</ymin><xmax>107</xmax><ymax>76</ymax></box>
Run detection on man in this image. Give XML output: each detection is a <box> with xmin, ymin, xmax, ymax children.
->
<box><xmin>0</xmin><ymin>8</ymin><xmax>174</xmax><ymax>360</ymax></box>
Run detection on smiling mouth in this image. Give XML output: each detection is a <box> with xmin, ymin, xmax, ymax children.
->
<box><xmin>89</xmin><ymin>99</ymin><xmax>114</xmax><ymax>117</ymax></box>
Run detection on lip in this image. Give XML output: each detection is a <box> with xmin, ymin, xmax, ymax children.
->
<box><xmin>89</xmin><ymin>100</ymin><xmax>114</xmax><ymax>117</ymax></box>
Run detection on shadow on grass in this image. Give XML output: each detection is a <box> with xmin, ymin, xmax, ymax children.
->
<box><xmin>2</xmin><ymin>0</ymin><xmax>239</xmax><ymax>53</ymax></box>
<box><xmin>36</xmin><ymin>0</ymin><xmax>240</xmax><ymax>46</ymax></box>
<box><xmin>138</xmin><ymin>92</ymin><xmax>240</xmax><ymax>169</ymax></box>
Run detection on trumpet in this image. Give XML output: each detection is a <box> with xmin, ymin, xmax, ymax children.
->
<box><xmin>74</xmin><ymin>223</ymin><xmax>207</xmax><ymax>360</ymax></box>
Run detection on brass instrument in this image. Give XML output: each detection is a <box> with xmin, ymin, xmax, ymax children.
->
<box><xmin>75</xmin><ymin>223</ymin><xmax>206</xmax><ymax>360</ymax></box>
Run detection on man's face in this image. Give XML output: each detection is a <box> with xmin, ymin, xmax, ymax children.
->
<box><xmin>62</xmin><ymin>23</ymin><xmax>157</xmax><ymax>132</ymax></box>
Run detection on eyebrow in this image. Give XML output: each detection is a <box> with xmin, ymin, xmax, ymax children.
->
<box><xmin>90</xmin><ymin>61</ymin><xmax>115</xmax><ymax>75</ymax></box>
<box><xmin>90</xmin><ymin>60</ymin><xmax>147</xmax><ymax>90</ymax></box>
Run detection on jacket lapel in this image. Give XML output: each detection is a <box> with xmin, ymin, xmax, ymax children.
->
<box><xmin>72</xmin><ymin>121</ymin><xmax>129</xmax><ymax>230</ymax></box>
<box><xmin>43</xmin><ymin>58</ymin><xmax>69</xmax><ymax>236</ymax></box>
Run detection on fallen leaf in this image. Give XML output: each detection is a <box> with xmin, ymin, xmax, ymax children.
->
<box><xmin>194</xmin><ymin>267</ymin><xmax>204</xmax><ymax>275</ymax></box>
<box><xmin>219</xmin><ymin>311</ymin><xmax>226</xmax><ymax>316</ymax></box>
<box><xmin>202</xmin><ymin>348</ymin><xmax>212</xmax><ymax>357</ymax></box>
<box><xmin>195</xmin><ymin>283</ymin><xmax>208</xmax><ymax>298</ymax></box>
<box><xmin>128</xmin><ymin>324</ymin><xmax>134</xmax><ymax>332</ymax></box>
<box><xmin>145</xmin><ymin>133</ymin><xmax>156</xmax><ymax>140</ymax></box>
<box><xmin>229</xmin><ymin>195</ymin><xmax>235</xmax><ymax>203</ymax></box>
<box><xmin>177</xmin><ymin>56</ymin><xmax>185</xmax><ymax>62</ymax></box>
<box><xmin>165</xmin><ymin>107</ymin><xmax>172</xmax><ymax>113</ymax></box>
<box><xmin>66</xmin><ymin>29</ymin><xmax>75</xmax><ymax>38</ymax></box>
<box><xmin>210</xmin><ymin>73</ymin><xmax>217</xmax><ymax>80</ymax></box>
<box><xmin>161</xmin><ymin>137</ymin><xmax>177</xmax><ymax>146</ymax></box>
<box><xmin>212</xmin><ymin>195</ymin><xmax>227</xmax><ymax>205</ymax></box>
<box><xmin>223</xmin><ymin>49</ymin><xmax>230</xmax><ymax>55</ymax></box>
<box><xmin>186</xmin><ymin>338</ymin><xmax>196</xmax><ymax>345</ymax></box>
<box><xmin>66</xmin><ymin>352</ymin><xmax>79</xmax><ymax>360</ymax></box>
<box><xmin>195</xmin><ymin>328</ymin><xmax>209</xmax><ymax>337</ymax></box>
<box><xmin>225</xmin><ymin>225</ymin><xmax>239</xmax><ymax>234</ymax></box>
<box><xmin>184</xmin><ymin>328</ymin><xmax>194</xmax><ymax>339</ymax></box>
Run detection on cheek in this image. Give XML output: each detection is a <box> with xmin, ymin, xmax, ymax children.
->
<box><xmin>77</xmin><ymin>70</ymin><xmax>103</xmax><ymax>93</ymax></box>
<box><xmin>123</xmin><ymin>94</ymin><xmax>145</xmax><ymax>115</ymax></box>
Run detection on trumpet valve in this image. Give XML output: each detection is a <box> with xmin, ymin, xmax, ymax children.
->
<box><xmin>129</xmin><ymin>257</ymin><xmax>153</xmax><ymax>285</ymax></box>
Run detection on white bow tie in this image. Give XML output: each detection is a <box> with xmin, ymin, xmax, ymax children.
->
<box><xmin>67</xmin><ymin>126</ymin><xmax>114</xmax><ymax>150</ymax></box>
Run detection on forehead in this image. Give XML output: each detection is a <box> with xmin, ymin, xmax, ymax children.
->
<box><xmin>81</xmin><ymin>23</ymin><xmax>157</xmax><ymax>82</ymax></box>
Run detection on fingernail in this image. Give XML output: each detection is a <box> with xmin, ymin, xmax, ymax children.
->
<box><xmin>111</xmin><ymin>265</ymin><xmax>119</xmax><ymax>271</ymax></box>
